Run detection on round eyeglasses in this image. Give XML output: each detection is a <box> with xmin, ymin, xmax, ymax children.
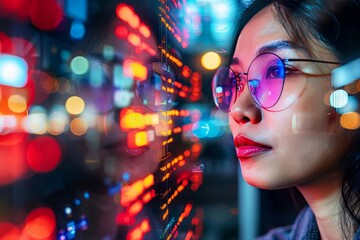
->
<box><xmin>73</xmin><ymin>60</ymin><xmax>174</xmax><ymax>113</ymax></box>
<box><xmin>212</xmin><ymin>52</ymin><xmax>339</xmax><ymax>112</ymax></box>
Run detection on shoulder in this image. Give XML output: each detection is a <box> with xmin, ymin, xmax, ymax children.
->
<box><xmin>256</xmin><ymin>206</ymin><xmax>317</xmax><ymax>240</ymax></box>
<box><xmin>255</xmin><ymin>225</ymin><xmax>292</xmax><ymax>240</ymax></box>
<box><xmin>355</xmin><ymin>226</ymin><xmax>360</xmax><ymax>240</ymax></box>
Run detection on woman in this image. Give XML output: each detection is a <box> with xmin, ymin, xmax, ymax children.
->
<box><xmin>212</xmin><ymin>0</ymin><xmax>360</xmax><ymax>239</ymax></box>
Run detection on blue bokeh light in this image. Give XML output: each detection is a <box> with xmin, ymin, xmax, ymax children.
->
<box><xmin>70</xmin><ymin>21</ymin><xmax>86</xmax><ymax>40</ymax></box>
<box><xmin>0</xmin><ymin>54</ymin><xmax>28</xmax><ymax>88</ymax></box>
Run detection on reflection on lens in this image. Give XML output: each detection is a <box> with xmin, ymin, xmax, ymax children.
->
<box><xmin>248</xmin><ymin>53</ymin><xmax>284</xmax><ymax>109</ymax></box>
<box><xmin>212</xmin><ymin>67</ymin><xmax>236</xmax><ymax>112</ymax></box>
<box><xmin>137</xmin><ymin>62</ymin><xmax>175</xmax><ymax>112</ymax></box>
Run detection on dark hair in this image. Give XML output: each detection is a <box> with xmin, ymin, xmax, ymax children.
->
<box><xmin>233</xmin><ymin>0</ymin><xmax>360</xmax><ymax>63</ymax></box>
<box><xmin>234</xmin><ymin>0</ymin><xmax>360</xmax><ymax>238</ymax></box>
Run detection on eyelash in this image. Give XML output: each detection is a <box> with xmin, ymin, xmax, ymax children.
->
<box><xmin>284</xmin><ymin>64</ymin><xmax>302</xmax><ymax>75</ymax></box>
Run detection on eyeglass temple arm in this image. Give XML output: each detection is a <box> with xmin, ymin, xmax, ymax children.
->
<box><xmin>285</xmin><ymin>58</ymin><xmax>340</xmax><ymax>65</ymax></box>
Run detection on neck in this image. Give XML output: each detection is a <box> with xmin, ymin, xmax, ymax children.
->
<box><xmin>297</xmin><ymin>173</ymin><xmax>344</xmax><ymax>240</ymax></box>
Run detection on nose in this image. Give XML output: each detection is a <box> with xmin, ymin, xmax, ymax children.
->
<box><xmin>230</xmin><ymin>86</ymin><xmax>262</xmax><ymax>124</ymax></box>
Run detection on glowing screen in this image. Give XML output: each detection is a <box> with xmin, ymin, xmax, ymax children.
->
<box><xmin>0</xmin><ymin>1</ymin><xmax>229</xmax><ymax>239</ymax></box>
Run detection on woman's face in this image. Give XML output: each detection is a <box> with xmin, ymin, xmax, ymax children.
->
<box><xmin>229</xmin><ymin>6</ymin><xmax>355</xmax><ymax>190</ymax></box>
<box><xmin>71</xmin><ymin>18</ymin><xmax>167</xmax><ymax>185</ymax></box>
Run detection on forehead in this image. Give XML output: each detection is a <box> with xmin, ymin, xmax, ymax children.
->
<box><xmin>234</xmin><ymin>6</ymin><xmax>291</xmax><ymax>62</ymax></box>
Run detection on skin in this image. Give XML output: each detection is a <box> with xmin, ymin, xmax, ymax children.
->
<box><xmin>229</xmin><ymin>5</ymin><xmax>356</xmax><ymax>239</ymax></box>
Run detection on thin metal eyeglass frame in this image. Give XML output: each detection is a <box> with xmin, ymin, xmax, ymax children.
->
<box><xmin>222</xmin><ymin>52</ymin><xmax>340</xmax><ymax>111</ymax></box>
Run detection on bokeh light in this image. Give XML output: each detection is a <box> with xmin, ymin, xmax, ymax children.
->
<box><xmin>8</xmin><ymin>94</ymin><xmax>27</xmax><ymax>113</ymax></box>
<box><xmin>192</xmin><ymin>121</ymin><xmax>209</xmax><ymax>138</ymax></box>
<box><xmin>30</xmin><ymin>0</ymin><xmax>63</xmax><ymax>30</ymax></box>
<box><xmin>0</xmin><ymin>134</ymin><xmax>28</xmax><ymax>186</ymax></box>
<box><xmin>26</xmin><ymin>136</ymin><xmax>62</xmax><ymax>172</ymax></box>
<box><xmin>24</xmin><ymin>106</ymin><xmax>48</xmax><ymax>134</ymax></box>
<box><xmin>24</xmin><ymin>207</ymin><xmax>56</xmax><ymax>239</ymax></box>
<box><xmin>330</xmin><ymin>89</ymin><xmax>348</xmax><ymax>108</ymax></box>
<box><xmin>70</xmin><ymin>117</ymin><xmax>88</xmax><ymax>136</ymax></box>
<box><xmin>128</xmin><ymin>33</ymin><xmax>141</xmax><ymax>47</ymax></box>
<box><xmin>336</xmin><ymin>96</ymin><xmax>359</xmax><ymax>114</ymax></box>
<box><xmin>116</xmin><ymin>3</ymin><xmax>140</xmax><ymax>29</ymax></box>
<box><xmin>65</xmin><ymin>96</ymin><xmax>85</xmax><ymax>115</ymax></box>
<box><xmin>48</xmin><ymin>106</ymin><xmax>68</xmax><ymax>135</ymax></box>
<box><xmin>120</xmin><ymin>109</ymin><xmax>146</xmax><ymax>130</ymax></box>
<box><xmin>201</xmin><ymin>51</ymin><xmax>221</xmax><ymax>70</ymax></box>
<box><xmin>340</xmin><ymin>112</ymin><xmax>360</xmax><ymax>130</ymax></box>
<box><xmin>70</xmin><ymin>56</ymin><xmax>89</xmax><ymax>75</ymax></box>
<box><xmin>70</xmin><ymin>20</ymin><xmax>85</xmax><ymax>40</ymax></box>
<box><xmin>0</xmin><ymin>222</ymin><xmax>20</xmax><ymax>240</ymax></box>
<box><xmin>128</xmin><ymin>130</ymin><xmax>149</xmax><ymax>148</ymax></box>
<box><xmin>139</xmin><ymin>24</ymin><xmax>150</xmax><ymax>38</ymax></box>
<box><xmin>0</xmin><ymin>54</ymin><xmax>28</xmax><ymax>88</ymax></box>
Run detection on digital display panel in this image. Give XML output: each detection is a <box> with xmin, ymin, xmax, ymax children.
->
<box><xmin>0</xmin><ymin>0</ymin><xmax>224</xmax><ymax>239</ymax></box>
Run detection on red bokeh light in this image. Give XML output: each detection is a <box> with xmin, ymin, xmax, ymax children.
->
<box><xmin>115</xmin><ymin>25</ymin><xmax>129</xmax><ymax>39</ymax></box>
<box><xmin>0</xmin><ymin>133</ymin><xmax>29</xmax><ymax>186</ymax></box>
<box><xmin>116</xmin><ymin>211</ymin><xmax>136</xmax><ymax>226</ymax></box>
<box><xmin>0</xmin><ymin>32</ymin><xmax>14</xmax><ymax>53</ymax></box>
<box><xmin>26</xmin><ymin>136</ymin><xmax>62</xmax><ymax>173</ymax></box>
<box><xmin>0</xmin><ymin>0</ymin><xmax>35</xmax><ymax>19</ymax></box>
<box><xmin>30</xmin><ymin>0</ymin><xmax>63</xmax><ymax>30</ymax></box>
<box><xmin>0</xmin><ymin>222</ymin><xmax>21</xmax><ymax>240</ymax></box>
<box><xmin>0</xmin><ymin>0</ymin><xmax>24</xmax><ymax>12</ymax></box>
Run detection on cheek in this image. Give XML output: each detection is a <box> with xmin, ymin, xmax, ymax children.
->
<box><xmin>289</xmin><ymin>80</ymin><xmax>335</xmax><ymax>134</ymax></box>
<box><xmin>229</xmin><ymin>116</ymin><xmax>240</xmax><ymax>138</ymax></box>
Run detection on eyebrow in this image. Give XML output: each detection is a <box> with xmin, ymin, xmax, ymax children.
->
<box><xmin>257</xmin><ymin>40</ymin><xmax>306</xmax><ymax>55</ymax></box>
<box><xmin>231</xmin><ymin>40</ymin><xmax>307</xmax><ymax>65</ymax></box>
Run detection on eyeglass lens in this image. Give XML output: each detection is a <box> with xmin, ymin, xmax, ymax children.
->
<box><xmin>74</xmin><ymin>60</ymin><xmax>174</xmax><ymax>113</ymax></box>
<box><xmin>212</xmin><ymin>53</ymin><xmax>307</xmax><ymax>112</ymax></box>
<box><xmin>137</xmin><ymin>62</ymin><xmax>175</xmax><ymax>112</ymax></box>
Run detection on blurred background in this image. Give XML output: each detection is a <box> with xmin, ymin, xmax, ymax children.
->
<box><xmin>0</xmin><ymin>0</ymin><xmax>299</xmax><ymax>239</ymax></box>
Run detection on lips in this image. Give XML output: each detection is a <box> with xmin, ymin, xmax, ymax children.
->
<box><xmin>234</xmin><ymin>135</ymin><xmax>272</xmax><ymax>159</ymax></box>
<box><xmin>102</xmin><ymin>139</ymin><xmax>149</xmax><ymax>158</ymax></box>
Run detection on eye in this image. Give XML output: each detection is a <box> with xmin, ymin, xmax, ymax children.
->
<box><xmin>284</xmin><ymin>65</ymin><xmax>302</xmax><ymax>76</ymax></box>
<box><xmin>266</xmin><ymin>65</ymin><xmax>284</xmax><ymax>78</ymax></box>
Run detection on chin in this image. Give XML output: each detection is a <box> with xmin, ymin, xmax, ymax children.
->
<box><xmin>242</xmin><ymin>172</ymin><xmax>292</xmax><ymax>190</ymax></box>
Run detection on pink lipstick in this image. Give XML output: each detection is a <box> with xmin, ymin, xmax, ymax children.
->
<box><xmin>234</xmin><ymin>135</ymin><xmax>272</xmax><ymax>159</ymax></box>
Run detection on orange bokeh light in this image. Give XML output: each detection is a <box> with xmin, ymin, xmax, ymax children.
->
<box><xmin>24</xmin><ymin>207</ymin><xmax>56</xmax><ymax>240</ymax></box>
<box><xmin>143</xmin><ymin>174</ymin><xmax>154</xmax><ymax>188</ymax></box>
<box><xmin>139</xmin><ymin>24</ymin><xmax>150</xmax><ymax>38</ymax></box>
<box><xmin>140</xmin><ymin>219</ymin><xmax>150</xmax><ymax>233</ymax></box>
<box><xmin>128</xmin><ymin>33</ymin><xmax>141</xmax><ymax>47</ymax></box>
<box><xmin>128</xmin><ymin>201</ymin><xmax>143</xmax><ymax>216</ymax></box>
<box><xmin>120</xmin><ymin>109</ymin><xmax>146</xmax><ymax>130</ymax></box>
<box><xmin>123</xmin><ymin>60</ymin><xmax>147</xmax><ymax>81</ymax></box>
<box><xmin>116</xmin><ymin>3</ymin><xmax>134</xmax><ymax>22</ymax></box>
